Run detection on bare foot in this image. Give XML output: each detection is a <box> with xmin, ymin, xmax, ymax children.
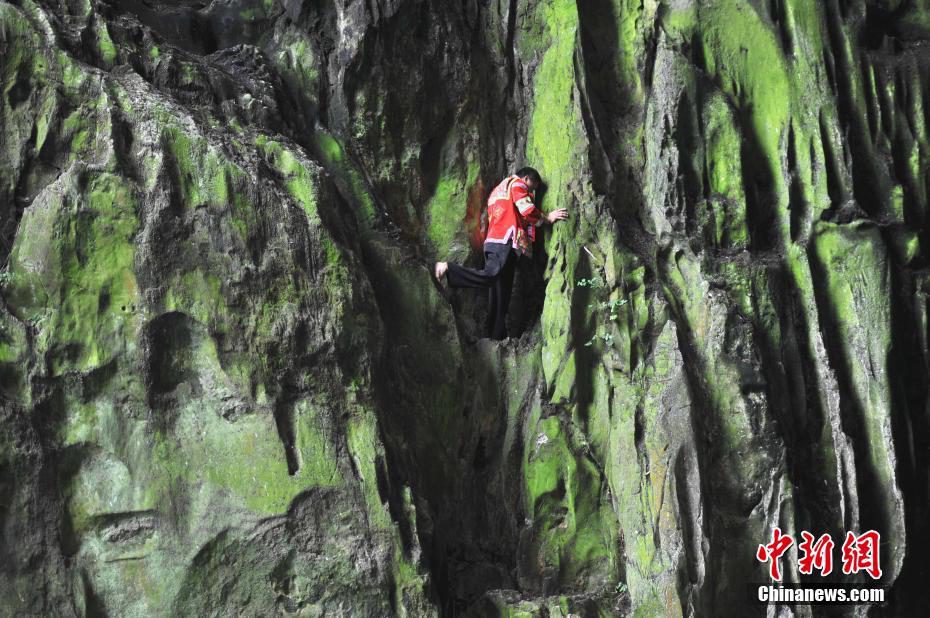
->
<box><xmin>434</xmin><ymin>261</ymin><xmax>448</xmax><ymax>280</ymax></box>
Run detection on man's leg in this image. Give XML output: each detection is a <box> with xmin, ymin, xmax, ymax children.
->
<box><xmin>488</xmin><ymin>249</ymin><xmax>516</xmax><ymax>340</ymax></box>
<box><xmin>486</xmin><ymin>284</ymin><xmax>498</xmax><ymax>337</ymax></box>
<box><xmin>508</xmin><ymin>253</ymin><xmax>538</xmax><ymax>337</ymax></box>
<box><xmin>443</xmin><ymin>244</ymin><xmax>509</xmax><ymax>288</ymax></box>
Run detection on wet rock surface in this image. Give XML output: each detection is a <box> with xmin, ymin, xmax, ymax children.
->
<box><xmin>0</xmin><ymin>0</ymin><xmax>928</xmax><ymax>615</ymax></box>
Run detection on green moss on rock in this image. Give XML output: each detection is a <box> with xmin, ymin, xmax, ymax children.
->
<box><xmin>426</xmin><ymin>160</ymin><xmax>480</xmax><ymax>257</ymax></box>
<box><xmin>7</xmin><ymin>172</ymin><xmax>140</xmax><ymax>375</ymax></box>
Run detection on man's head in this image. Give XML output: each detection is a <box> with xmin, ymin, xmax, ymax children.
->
<box><xmin>515</xmin><ymin>166</ymin><xmax>542</xmax><ymax>192</ymax></box>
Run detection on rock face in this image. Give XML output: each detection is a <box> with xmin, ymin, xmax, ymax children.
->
<box><xmin>0</xmin><ymin>0</ymin><xmax>928</xmax><ymax>615</ymax></box>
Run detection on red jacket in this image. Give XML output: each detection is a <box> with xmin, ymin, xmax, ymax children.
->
<box><xmin>484</xmin><ymin>175</ymin><xmax>543</xmax><ymax>255</ymax></box>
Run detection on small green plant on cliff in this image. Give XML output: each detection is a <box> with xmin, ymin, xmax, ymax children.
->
<box><xmin>576</xmin><ymin>276</ymin><xmax>602</xmax><ymax>288</ymax></box>
<box><xmin>578</xmin><ymin>276</ymin><xmax>627</xmax><ymax>347</ymax></box>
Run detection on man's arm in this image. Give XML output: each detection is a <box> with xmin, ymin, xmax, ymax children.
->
<box><xmin>511</xmin><ymin>181</ymin><xmax>543</xmax><ymax>223</ymax></box>
<box><xmin>512</xmin><ymin>181</ymin><xmax>568</xmax><ymax>225</ymax></box>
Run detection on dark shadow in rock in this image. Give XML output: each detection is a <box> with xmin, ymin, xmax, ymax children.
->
<box><xmin>145</xmin><ymin>311</ymin><xmax>195</xmax><ymax>395</ymax></box>
<box><xmin>822</xmin><ymin>0</ymin><xmax>890</xmax><ymax>218</ymax></box>
<box><xmin>5</xmin><ymin>60</ymin><xmax>32</xmax><ymax>109</ymax></box>
<box><xmin>273</xmin><ymin>396</ymin><xmax>300</xmax><ymax>476</ymax></box>
<box><xmin>143</xmin><ymin>311</ymin><xmax>206</xmax><ymax>429</ymax></box>
<box><xmin>0</xmin><ymin>461</ymin><xmax>11</xmax><ymax>568</ymax></box>
<box><xmin>817</xmin><ymin>109</ymin><xmax>848</xmax><ymax>212</ymax></box>
<box><xmin>734</xmin><ymin>100</ymin><xmax>782</xmax><ymax>253</ymax></box>
<box><xmin>108</xmin><ymin>104</ymin><xmax>142</xmax><ymax>185</ymax></box>
<box><xmin>570</xmin><ymin>245</ymin><xmax>596</xmax><ymax>430</ymax></box>
<box><xmin>79</xmin><ymin>360</ymin><xmax>119</xmax><ymax>404</ymax></box>
<box><xmin>373</xmin><ymin>451</ymin><xmax>417</xmax><ymax>565</ymax></box>
<box><xmin>885</xmin><ymin>254</ymin><xmax>930</xmax><ymax>611</ymax></box>
<box><xmin>55</xmin><ymin>444</ymin><xmax>97</xmax><ymax>557</ymax></box>
<box><xmin>418</xmin><ymin>113</ymin><xmax>456</xmax><ymax>220</ymax></box>
<box><xmin>81</xmin><ymin>568</ymin><xmax>109</xmax><ymax>618</ymax></box>
<box><xmin>110</xmin><ymin>0</ymin><xmax>218</xmax><ymax>56</ymax></box>
<box><xmin>576</xmin><ymin>0</ymin><xmax>626</xmax><ymax>173</ymax></box>
<box><xmin>576</xmin><ymin>0</ymin><xmax>656</xmax><ymax>269</ymax></box>
<box><xmin>675</xmin><ymin>89</ymin><xmax>703</xmax><ymax>242</ymax></box>
<box><xmin>674</xmin><ymin>445</ymin><xmax>700</xmax><ymax>614</ymax></box>
<box><xmin>369</xmin><ymin>311</ymin><xmax>528</xmax><ymax>613</ymax></box>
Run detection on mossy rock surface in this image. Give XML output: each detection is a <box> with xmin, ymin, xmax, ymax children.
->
<box><xmin>0</xmin><ymin>0</ymin><xmax>927</xmax><ymax>616</ymax></box>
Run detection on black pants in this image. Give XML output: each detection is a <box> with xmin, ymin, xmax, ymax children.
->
<box><xmin>446</xmin><ymin>243</ymin><xmax>516</xmax><ymax>340</ymax></box>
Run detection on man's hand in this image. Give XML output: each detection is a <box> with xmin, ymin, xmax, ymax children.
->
<box><xmin>547</xmin><ymin>208</ymin><xmax>568</xmax><ymax>224</ymax></box>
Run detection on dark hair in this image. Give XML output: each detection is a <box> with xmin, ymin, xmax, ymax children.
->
<box><xmin>515</xmin><ymin>167</ymin><xmax>541</xmax><ymax>184</ymax></box>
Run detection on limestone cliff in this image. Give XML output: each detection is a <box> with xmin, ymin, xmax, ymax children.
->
<box><xmin>0</xmin><ymin>0</ymin><xmax>927</xmax><ymax>616</ymax></box>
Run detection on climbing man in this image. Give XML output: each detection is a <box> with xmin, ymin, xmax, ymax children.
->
<box><xmin>434</xmin><ymin>167</ymin><xmax>568</xmax><ymax>340</ymax></box>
